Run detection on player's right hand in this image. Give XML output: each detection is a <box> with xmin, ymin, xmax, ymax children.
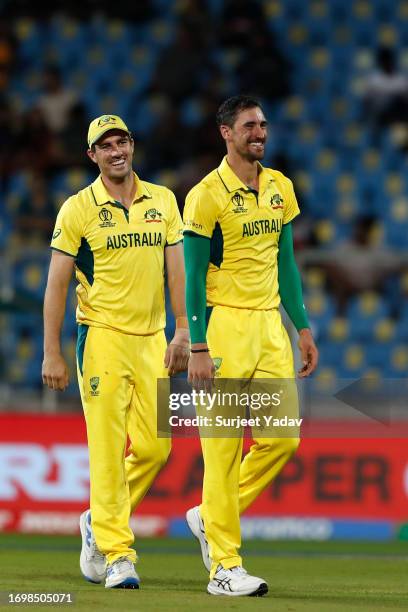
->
<box><xmin>188</xmin><ymin>352</ymin><xmax>215</xmax><ymax>393</ymax></box>
<box><xmin>42</xmin><ymin>353</ymin><xmax>69</xmax><ymax>391</ymax></box>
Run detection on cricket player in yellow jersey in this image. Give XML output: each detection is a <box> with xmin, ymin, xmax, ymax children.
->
<box><xmin>42</xmin><ymin>115</ymin><xmax>189</xmax><ymax>589</ymax></box>
<box><xmin>183</xmin><ymin>96</ymin><xmax>318</xmax><ymax>596</ymax></box>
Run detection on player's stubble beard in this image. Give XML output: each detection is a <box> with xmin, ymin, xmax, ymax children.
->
<box><xmin>105</xmin><ymin>151</ymin><xmax>134</xmax><ymax>182</ymax></box>
<box><xmin>233</xmin><ymin>135</ymin><xmax>266</xmax><ymax>163</ymax></box>
<box><xmin>240</xmin><ymin>142</ymin><xmax>266</xmax><ymax>163</ymax></box>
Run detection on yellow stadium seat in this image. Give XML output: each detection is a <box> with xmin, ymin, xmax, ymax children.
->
<box><xmin>374</xmin><ymin>319</ymin><xmax>396</xmax><ymax>342</ymax></box>
<box><xmin>385</xmin><ymin>174</ymin><xmax>404</xmax><ymax>196</ymax></box>
<box><xmin>314</xmin><ymin>367</ymin><xmax>337</xmax><ymax>392</ymax></box>
<box><xmin>336</xmin><ymin>174</ymin><xmax>356</xmax><ymax>194</ymax></box>
<box><xmin>390</xmin><ymin>198</ymin><xmax>408</xmax><ymax>221</ymax></box>
<box><xmin>265</xmin><ymin>0</ymin><xmax>282</xmax><ymax>18</ymax></box>
<box><xmin>314</xmin><ymin>219</ymin><xmax>335</xmax><ymax>244</ymax></box>
<box><xmin>329</xmin><ymin>318</ymin><xmax>350</xmax><ymax>342</ymax></box>
<box><xmin>353</xmin><ymin>0</ymin><xmax>373</xmax><ymax>18</ymax></box>
<box><xmin>288</xmin><ymin>25</ymin><xmax>308</xmax><ymax>45</ymax></box>
<box><xmin>363</xmin><ymin>149</ymin><xmax>380</xmax><ymax>171</ymax></box>
<box><xmin>344</xmin><ymin>344</ymin><xmax>365</xmax><ymax>369</ymax></box>
<box><xmin>391</xmin><ymin>346</ymin><xmax>408</xmax><ymax>371</ymax></box>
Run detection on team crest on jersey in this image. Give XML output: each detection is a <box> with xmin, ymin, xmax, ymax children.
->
<box><xmin>213</xmin><ymin>357</ymin><xmax>222</xmax><ymax>377</ymax></box>
<box><xmin>270</xmin><ymin>193</ymin><xmax>284</xmax><ymax>210</ymax></box>
<box><xmin>98</xmin><ymin>208</ymin><xmax>116</xmax><ymax>228</ymax></box>
<box><xmin>231</xmin><ymin>193</ymin><xmax>247</xmax><ymax>214</ymax></box>
<box><xmin>90</xmin><ymin>377</ymin><xmax>100</xmax><ymax>396</ymax></box>
<box><xmin>144</xmin><ymin>208</ymin><xmax>162</xmax><ymax>223</ymax></box>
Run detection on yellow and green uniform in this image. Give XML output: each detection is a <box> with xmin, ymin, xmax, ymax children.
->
<box><xmin>184</xmin><ymin>155</ymin><xmax>300</xmax><ymax>311</ymax></box>
<box><xmin>52</xmin><ymin>173</ymin><xmax>183</xmax><ymax>335</ymax></box>
<box><xmin>183</xmin><ymin>157</ymin><xmax>305</xmax><ymax>576</ymax></box>
<box><xmin>51</xmin><ymin>172</ymin><xmax>183</xmax><ymax>563</ymax></box>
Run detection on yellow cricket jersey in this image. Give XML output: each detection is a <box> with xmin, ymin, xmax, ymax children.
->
<box><xmin>183</xmin><ymin>156</ymin><xmax>300</xmax><ymax>310</ymax></box>
<box><xmin>51</xmin><ymin>173</ymin><xmax>183</xmax><ymax>335</ymax></box>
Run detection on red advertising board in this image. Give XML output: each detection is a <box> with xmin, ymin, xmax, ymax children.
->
<box><xmin>1</xmin><ymin>414</ymin><xmax>408</xmax><ymax>533</ymax></box>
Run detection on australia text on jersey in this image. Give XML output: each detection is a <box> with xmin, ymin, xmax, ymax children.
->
<box><xmin>106</xmin><ymin>232</ymin><xmax>163</xmax><ymax>249</ymax></box>
<box><xmin>242</xmin><ymin>218</ymin><xmax>282</xmax><ymax>237</ymax></box>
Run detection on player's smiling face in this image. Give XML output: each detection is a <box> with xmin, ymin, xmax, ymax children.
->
<box><xmin>224</xmin><ymin>106</ymin><xmax>268</xmax><ymax>162</ymax></box>
<box><xmin>88</xmin><ymin>130</ymin><xmax>134</xmax><ymax>179</ymax></box>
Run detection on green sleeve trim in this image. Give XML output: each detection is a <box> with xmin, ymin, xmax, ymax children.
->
<box><xmin>184</xmin><ymin>232</ymin><xmax>210</xmax><ymax>343</ymax></box>
<box><xmin>50</xmin><ymin>247</ymin><xmax>76</xmax><ymax>257</ymax></box>
<box><xmin>278</xmin><ymin>222</ymin><xmax>310</xmax><ymax>331</ymax></box>
<box><xmin>165</xmin><ymin>238</ymin><xmax>183</xmax><ymax>247</ymax></box>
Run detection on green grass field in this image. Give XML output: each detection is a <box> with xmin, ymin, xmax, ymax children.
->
<box><xmin>1</xmin><ymin>535</ymin><xmax>408</xmax><ymax>611</ymax></box>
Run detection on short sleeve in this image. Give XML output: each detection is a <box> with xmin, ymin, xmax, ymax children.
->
<box><xmin>283</xmin><ymin>178</ymin><xmax>300</xmax><ymax>225</ymax></box>
<box><xmin>183</xmin><ymin>186</ymin><xmax>218</xmax><ymax>238</ymax></box>
<box><xmin>166</xmin><ymin>190</ymin><xmax>184</xmax><ymax>245</ymax></box>
<box><xmin>50</xmin><ymin>197</ymin><xmax>83</xmax><ymax>256</ymax></box>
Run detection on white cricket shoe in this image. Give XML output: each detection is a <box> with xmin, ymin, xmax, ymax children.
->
<box><xmin>105</xmin><ymin>557</ymin><xmax>140</xmax><ymax>589</ymax></box>
<box><xmin>79</xmin><ymin>510</ymin><xmax>106</xmax><ymax>584</ymax></box>
<box><xmin>186</xmin><ymin>506</ymin><xmax>211</xmax><ymax>572</ymax></box>
<box><xmin>207</xmin><ymin>565</ymin><xmax>268</xmax><ymax>597</ymax></box>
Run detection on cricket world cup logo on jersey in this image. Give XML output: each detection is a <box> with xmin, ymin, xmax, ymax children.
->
<box><xmin>98</xmin><ymin>208</ymin><xmax>115</xmax><ymax>228</ymax></box>
<box><xmin>231</xmin><ymin>193</ymin><xmax>247</xmax><ymax>214</ymax></box>
<box><xmin>90</xmin><ymin>377</ymin><xmax>100</xmax><ymax>396</ymax></box>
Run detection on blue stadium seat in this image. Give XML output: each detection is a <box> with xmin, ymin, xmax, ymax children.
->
<box><xmin>347</xmin><ymin>292</ymin><xmax>390</xmax><ymax>340</ymax></box>
<box><xmin>338</xmin><ymin>342</ymin><xmax>368</xmax><ymax>378</ymax></box>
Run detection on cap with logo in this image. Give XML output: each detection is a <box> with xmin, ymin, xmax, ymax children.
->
<box><xmin>87</xmin><ymin>115</ymin><xmax>131</xmax><ymax>147</ymax></box>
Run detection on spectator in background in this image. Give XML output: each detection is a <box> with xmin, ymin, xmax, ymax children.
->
<box><xmin>149</xmin><ymin>25</ymin><xmax>212</xmax><ymax>103</ymax></box>
<box><xmin>219</xmin><ymin>0</ymin><xmax>265</xmax><ymax>47</ymax></box>
<box><xmin>0</xmin><ymin>19</ymin><xmax>17</xmax><ymax>94</ymax></box>
<box><xmin>235</xmin><ymin>30</ymin><xmax>291</xmax><ymax>102</ymax></box>
<box><xmin>325</xmin><ymin>215</ymin><xmax>400</xmax><ymax>312</ymax></box>
<box><xmin>37</xmin><ymin>66</ymin><xmax>78</xmax><ymax>134</ymax></box>
<box><xmin>187</xmin><ymin>93</ymin><xmax>225</xmax><ymax>159</ymax></box>
<box><xmin>178</xmin><ymin>0</ymin><xmax>214</xmax><ymax>48</ymax></box>
<box><xmin>143</xmin><ymin>106</ymin><xmax>189</xmax><ymax>173</ymax></box>
<box><xmin>0</xmin><ymin>97</ymin><xmax>17</xmax><ymax>182</ymax></box>
<box><xmin>14</xmin><ymin>172</ymin><xmax>55</xmax><ymax>244</ymax></box>
<box><xmin>14</xmin><ymin>107</ymin><xmax>58</xmax><ymax>175</ymax></box>
<box><xmin>362</xmin><ymin>47</ymin><xmax>408</xmax><ymax>128</ymax></box>
<box><xmin>56</xmin><ymin>102</ymin><xmax>94</xmax><ymax>170</ymax></box>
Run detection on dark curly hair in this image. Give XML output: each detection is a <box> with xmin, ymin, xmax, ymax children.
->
<box><xmin>216</xmin><ymin>95</ymin><xmax>262</xmax><ymax>127</ymax></box>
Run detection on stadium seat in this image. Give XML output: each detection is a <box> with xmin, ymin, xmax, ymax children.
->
<box><xmin>347</xmin><ymin>292</ymin><xmax>390</xmax><ymax>340</ymax></box>
<box><xmin>339</xmin><ymin>343</ymin><xmax>368</xmax><ymax>377</ymax></box>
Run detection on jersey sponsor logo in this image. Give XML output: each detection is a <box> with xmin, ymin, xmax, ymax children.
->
<box><xmin>106</xmin><ymin>232</ymin><xmax>163</xmax><ymax>249</ymax></box>
<box><xmin>270</xmin><ymin>193</ymin><xmax>284</xmax><ymax>210</ymax></box>
<box><xmin>231</xmin><ymin>193</ymin><xmax>247</xmax><ymax>214</ymax></box>
<box><xmin>98</xmin><ymin>208</ymin><xmax>116</xmax><ymax>228</ymax></box>
<box><xmin>184</xmin><ymin>219</ymin><xmax>203</xmax><ymax>230</ymax></box>
<box><xmin>90</xmin><ymin>377</ymin><xmax>100</xmax><ymax>396</ymax></box>
<box><xmin>52</xmin><ymin>229</ymin><xmax>62</xmax><ymax>239</ymax></box>
<box><xmin>242</xmin><ymin>218</ymin><xmax>282</xmax><ymax>237</ymax></box>
<box><xmin>144</xmin><ymin>208</ymin><xmax>162</xmax><ymax>223</ymax></box>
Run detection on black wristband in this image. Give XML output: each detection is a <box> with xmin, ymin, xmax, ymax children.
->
<box><xmin>191</xmin><ymin>348</ymin><xmax>209</xmax><ymax>353</ymax></box>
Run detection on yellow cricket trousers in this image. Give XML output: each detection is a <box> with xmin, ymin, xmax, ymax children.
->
<box><xmin>200</xmin><ymin>306</ymin><xmax>300</xmax><ymax>577</ymax></box>
<box><xmin>77</xmin><ymin>325</ymin><xmax>170</xmax><ymax>565</ymax></box>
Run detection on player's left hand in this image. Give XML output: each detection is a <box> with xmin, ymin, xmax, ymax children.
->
<box><xmin>297</xmin><ymin>328</ymin><xmax>318</xmax><ymax>378</ymax></box>
<box><xmin>165</xmin><ymin>329</ymin><xmax>190</xmax><ymax>375</ymax></box>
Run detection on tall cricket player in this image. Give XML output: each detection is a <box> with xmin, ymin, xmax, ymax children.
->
<box><xmin>42</xmin><ymin>115</ymin><xmax>189</xmax><ymax>589</ymax></box>
<box><xmin>183</xmin><ymin>96</ymin><xmax>318</xmax><ymax>596</ymax></box>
